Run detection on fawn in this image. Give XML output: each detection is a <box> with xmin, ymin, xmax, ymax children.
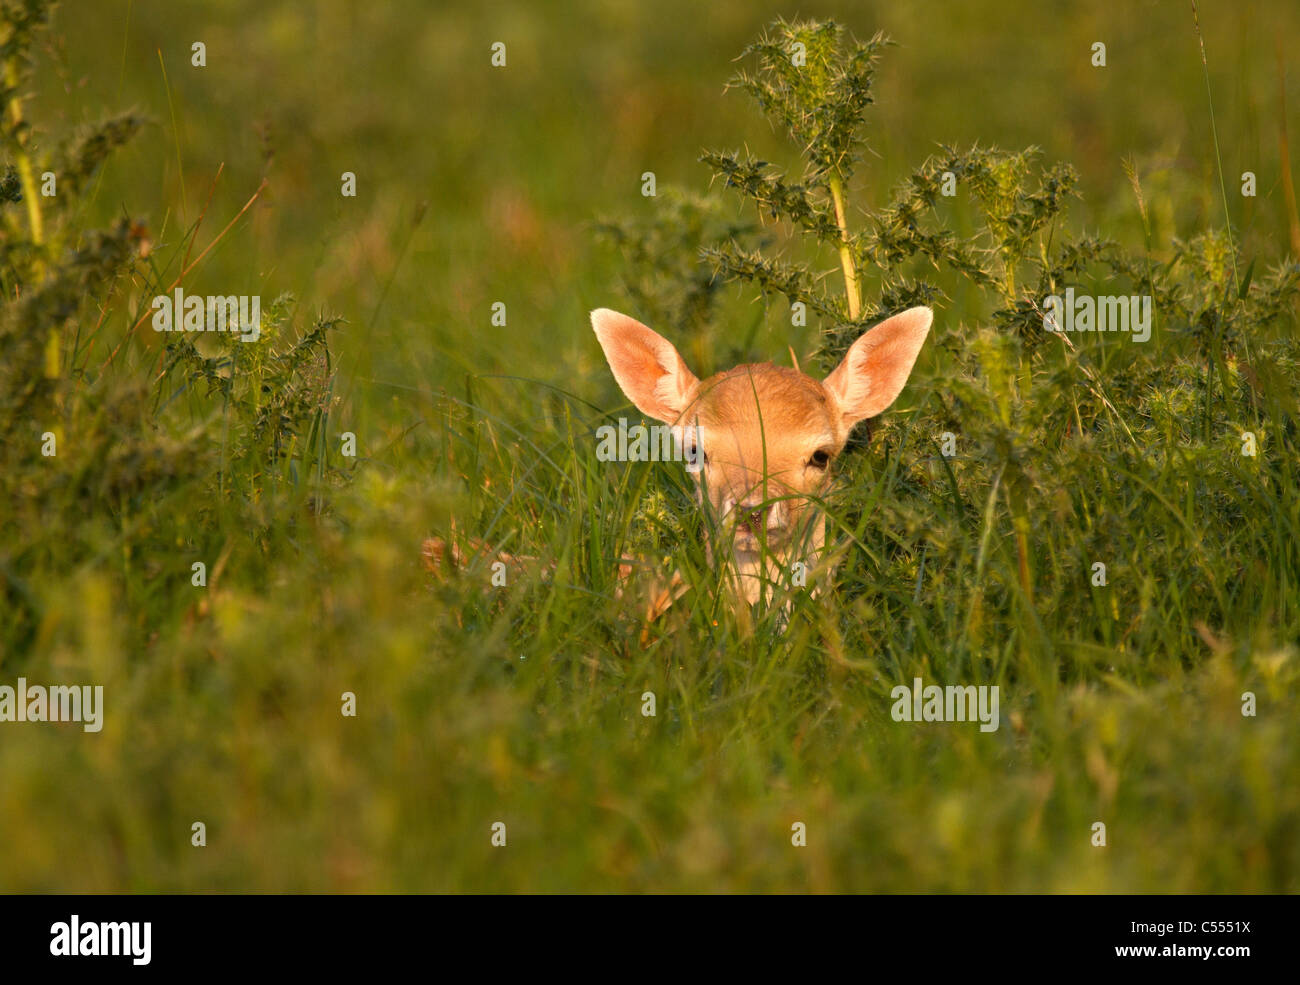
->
<box><xmin>591</xmin><ymin>305</ymin><xmax>932</xmax><ymax>615</ymax></box>
<box><xmin>422</xmin><ymin>305</ymin><xmax>930</xmax><ymax>630</ymax></box>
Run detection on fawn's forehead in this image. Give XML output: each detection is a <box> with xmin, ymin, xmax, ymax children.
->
<box><xmin>688</xmin><ymin>364</ymin><xmax>837</xmax><ymax>444</ymax></box>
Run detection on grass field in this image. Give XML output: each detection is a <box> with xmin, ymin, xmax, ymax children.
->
<box><xmin>1</xmin><ymin>0</ymin><xmax>1298</xmax><ymax>892</ymax></box>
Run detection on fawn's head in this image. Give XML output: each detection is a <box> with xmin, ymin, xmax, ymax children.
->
<box><xmin>592</xmin><ymin>306</ymin><xmax>932</xmax><ymax>556</ymax></box>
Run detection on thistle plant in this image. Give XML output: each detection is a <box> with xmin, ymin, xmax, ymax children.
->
<box><xmin>702</xmin><ymin>19</ymin><xmax>1088</xmax><ymax>602</ymax></box>
<box><xmin>2</xmin><ymin>0</ymin><xmax>143</xmax><ymax>403</ymax></box>
<box><xmin>1</xmin><ymin>0</ymin><xmax>345</xmax><ymax>657</ymax></box>
<box><xmin>603</xmin><ymin>15</ymin><xmax>1300</xmax><ymax>640</ymax></box>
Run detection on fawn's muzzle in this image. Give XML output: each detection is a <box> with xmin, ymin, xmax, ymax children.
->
<box><xmin>721</xmin><ymin>495</ymin><xmax>789</xmax><ymax>543</ymax></box>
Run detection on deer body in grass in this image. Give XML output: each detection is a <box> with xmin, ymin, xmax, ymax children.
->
<box><xmin>592</xmin><ymin>305</ymin><xmax>932</xmax><ymax>611</ymax></box>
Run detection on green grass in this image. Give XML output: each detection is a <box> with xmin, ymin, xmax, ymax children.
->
<box><xmin>1</xmin><ymin>0</ymin><xmax>1298</xmax><ymax>892</ymax></box>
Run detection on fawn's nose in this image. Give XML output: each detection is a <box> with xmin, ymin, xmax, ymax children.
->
<box><xmin>722</xmin><ymin>496</ymin><xmax>772</xmax><ymax>532</ymax></box>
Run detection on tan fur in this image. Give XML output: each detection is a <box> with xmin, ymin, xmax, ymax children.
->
<box><xmin>683</xmin><ymin>365</ymin><xmax>837</xmax><ymax>602</ymax></box>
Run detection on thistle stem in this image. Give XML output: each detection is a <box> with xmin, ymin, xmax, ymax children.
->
<box><xmin>827</xmin><ymin>173</ymin><xmax>861</xmax><ymax>320</ymax></box>
<box><xmin>5</xmin><ymin>56</ymin><xmax>46</xmax><ymax>257</ymax></box>
<box><xmin>5</xmin><ymin>43</ymin><xmax>55</xmax><ymax>378</ymax></box>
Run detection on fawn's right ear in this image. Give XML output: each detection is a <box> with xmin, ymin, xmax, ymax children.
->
<box><xmin>591</xmin><ymin>308</ymin><xmax>699</xmax><ymax>424</ymax></box>
<box><xmin>823</xmin><ymin>306</ymin><xmax>932</xmax><ymax>427</ymax></box>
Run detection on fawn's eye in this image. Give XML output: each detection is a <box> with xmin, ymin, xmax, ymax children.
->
<box><xmin>808</xmin><ymin>449</ymin><xmax>831</xmax><ymax>470</ymax></box>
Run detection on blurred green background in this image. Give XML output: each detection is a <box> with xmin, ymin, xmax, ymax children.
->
<box><xmin>41</xmin><ymin>0</ymin><xmax>1300</xmax><ymax>408</ymax></box>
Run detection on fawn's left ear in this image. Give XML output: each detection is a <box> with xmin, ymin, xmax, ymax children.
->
<box><xmin>823</xmin><ymin>306</ymin><xmax>932</xmax><ymax>427</ymax></box>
